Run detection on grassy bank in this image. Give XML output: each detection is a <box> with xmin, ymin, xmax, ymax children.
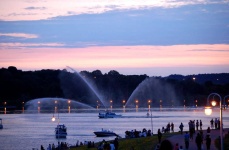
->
<box><xmin>70</xmin><ymin>133</ymin><xmax>176</xmax><ymax>150</ymax></box>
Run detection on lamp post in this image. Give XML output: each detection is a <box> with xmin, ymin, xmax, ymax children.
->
<box><xmin>22</xmin><ymin>101</ymin><xmax>24</xmax><ymax>113</ymax></box>
<box><xmin>205</xmin><ymin>93</ymin><xmax>223</xmax><ymax>150</ymax></box>
<box><xmin>123</xmin><ymin>100</ymin><xmax>126</xmax><ymax>112</ymax></box>
<box><xmin>110</xmin><ymin>100</ymin><xmax>113</xmax><ymax>109</ymax></box>
<box><xmin>52</xmin><ymin>101</ymin><xmax>60</xmax><ymax>148</ymax></box>
<box><xmin>4</xmin><ymin>102</ymin><xmax>7</xmax><ymax>114</ymax></box>
<box><xmin>134</xmin><ymin>100</ymin><xmax>138</xmax><ymax>112</ymax></box>
<box><xmin>159</xmin><ymin>100</ymin><xmax>162</xmax><ymax>109</ymax></box>
<box><xmin>148</xmin><ymin>100</ymin><xmax>151</xmax><ymax>109</ymax></box>
<box><xmin>68</xmin><ymin>100</ymin><xmax>71</xmax><ymax>113</ymax></box>
<box><xmin>38</xmin><ymin>101</ymin><xmax>40</xmax><ymax>113</ymax></box>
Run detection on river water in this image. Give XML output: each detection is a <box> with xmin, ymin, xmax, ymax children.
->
<box><xmin>0</xmin><ymin>108</ymin><xmax>229</xmax><ymax>150</ymax></box>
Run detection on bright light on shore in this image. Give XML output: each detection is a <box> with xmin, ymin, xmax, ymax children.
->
<box><xmin>205</xmin><ymin>107</ymin><xmax>212</xmax><ymax>116</ymax></box>
<box><xmin>52</xmin><ymin>116</ymin><xmax>56</xmax><ymax>122</ymax></box>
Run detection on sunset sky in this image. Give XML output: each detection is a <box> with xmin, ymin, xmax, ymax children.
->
<box><xmin>0</xmin><ymin>0</ymin><xmax>229</xmax><ymax>76</ymax></box>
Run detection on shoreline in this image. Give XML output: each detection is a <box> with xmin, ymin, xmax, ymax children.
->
<box><xmin>68</xmin><ymin>128</ymin><xmax>229</xmax><ymax>150</ymax></box>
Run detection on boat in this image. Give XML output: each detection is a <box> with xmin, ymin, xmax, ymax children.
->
<box><xmin>55</xmin><ymin>124</ymin><xmax>67</xmax><ymax>138</ymax></box>
<box><xmin>98</xmin><ymin>111</ymin><xmax>122</xmax><ymax>118</ymax></box>
<box><xmin>94</xmin><ymin>129</ymin><xmax>118</xmax><ymax>137</ymax></box>
<box><xmin>0</xmin><ymin>118</ymin><xmax>3</xmax><ymax>129</ymax></box>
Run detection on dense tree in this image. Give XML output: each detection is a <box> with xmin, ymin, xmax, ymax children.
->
<box><xmin>0</xmin><ymin>66</ymin><xmax>229</xmax><ymax>109</ymax></box>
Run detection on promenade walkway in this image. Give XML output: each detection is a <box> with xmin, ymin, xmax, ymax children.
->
<box><xmin>167</xmin><ymin>128</ymin><xmax>229</xmax><ymax>150</ymax></box>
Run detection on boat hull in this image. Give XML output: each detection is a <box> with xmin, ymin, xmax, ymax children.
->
<box><xmin>98</xmin><ymin>112</ymin><xmax>122</xmax><ymax>118</ymax></box>
<box><xmin>94</xmin><ymin>131</ymin><xmax>118</xmax><ymax>137</ymax></box>
<box><xmin>56</xmin><ymin>133</ymin><xmax>67</xmax><ymax>138</ymax></box>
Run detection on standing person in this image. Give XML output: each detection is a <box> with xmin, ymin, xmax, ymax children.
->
<box><xmin>47</xmin><ymin>144</ymin><xmax>51</xmax><ymax>150</ymax></box>
<box><xmin>179</xmin><ymin>122</ymin><xmax>184</xmax><ymax>134</ymax></box>
<box><xmin>195</xmin><ymin>133</ymin><xmax>202</xmax><ymax>150</ymax></box>
<box><xmin>157</xmin><ymin>129</ymin><xmax>162</xmax><ymax>143</ymax></box>
<box><xmin>52</xmin><ymin>143</ymin><xmax>55</xmax><ymax>150</ymax></box>
<box><xmin>218</xmin><ymin>119</ymin><xmax>220</xmax><ymax>129</ymax></box>
<box><xmin>114</xmin><ymin>137</ymin><xmax>119</xmax><ymax>150</ymax></box>
<box><xmin>196</xmin><ymin>120</ymin><xmax>199</xmax><ymax>131</ymax></box>
<box><xmin>167</xmin><ymin>122</ymin><xmax>171</xmax><ymax>132</ymax></box>
<box><xmin>206</xmin><ymin>134</ymin><xmax>211</xmax><ymax>150</ymax></box>
<box><xmin>199</xmin><ymin>120</ymin><xmax>202</xmax><ymax>130</ymax></box>
<box><xmin>210</xmin><ymin>119</ymin><xmax>214</xmax><ymax>129</ymax></box>
<box><xmin>207</xmin><ymin>127</ymin><xmax>211</xmax><ymax>134</ymax></box>
<box><xmin>215</xmin><ymin>118</ymin><xmax>218</xmax><ymax>129</ymax></box>
<box><xmin>184</xmin><ymin>132</ymin><xmax>190</xmax><ymax>150</ymax></box>
<box><xmin>171</xmin><ymin>122</ymin><xmax>174</xmax><ymax>132</ymax></box>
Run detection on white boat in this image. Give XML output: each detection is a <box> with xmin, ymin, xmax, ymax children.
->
<box><xmin>94</xmin><ymin>129</ymin><xmax>118</xmax><ymax>137</ymax></box>
<box><xmin>98</xmin><ymin>111</ymin><xmax>122</xmax><ymax>118</ymax></box>
<box><xmin>55</xmin><ymin>124</ymin><xmax>67</xmax><ymax>138</ymax></box>
<box><xmin>0</xmin><ymin>118</ymin><xmax>3</xmax><ymax>129</ymax></box>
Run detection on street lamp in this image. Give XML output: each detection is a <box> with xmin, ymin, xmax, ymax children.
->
<box><xmin>38</xmin><ymin>101</ymin><xmax>40</xmax><ymax>113</ymax></box>
<box><xmin>135</xmin><ymin>100</ymin><xmax>138</xmax><ymax>107</ymax></box>
<box><xmin>195</xmin><ymin>100</ymin><xmax>198</xmax><ymax>107</ymax></box>
<box><xmin>205</xmin><ymin>93</ymin><xmax>223</xmax><ymax>150</ymax></box>
<box><xmin>123</xmin><ymin>100</ymin><xmax>126</xmax><ymax>112</ymax></box>
<box><xmin>68</xmin><ymin>100</ymin><xmax>71</xmax><ymax>113</ymax></box>
<box><xmin>110</xmin><ymin>100</ymin><xmax>113</xmax><ymax>109</ymax></box>
<box><xmin>52</xmin><ymin>101</ymin><xmax>60</xmax><ymax>146</ymax></box>
<box><xmin>4</xmin><ymin>101</ymin><xmax>7</xmax><ymax>114</ymax></box>
<box><xmin>135</xmin><ymin>100</ymin><xmax>139</xmax><ymax>112</ymax></box>
<box><xmin>122</xmin><ymin>100</ymin><xmax>126</xmax><ymax>108</ymax></box>
<box><xmin>211</xmin><ymin>101</ymin><xmax>217</xmax><ymax>107</ymax></box>
<box><xmin>22</xmin><ymin>101</ymin><xmax>25</xmax><ymax>113</ymax></box>
<box><xmin>148</xmin><ymin>100</ymin><xmax>151</xmax><ymax>109</ymax></box>
<box><xmin>159</xmin><ymin>100</ymin><xmax>162</xmax><ymax>108</ymax></box>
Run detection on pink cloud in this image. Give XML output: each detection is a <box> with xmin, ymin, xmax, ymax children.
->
<box><xmin>0</xmin><ymin>44</ymin><xmax>229</xmax><ymax>73</ymax></box>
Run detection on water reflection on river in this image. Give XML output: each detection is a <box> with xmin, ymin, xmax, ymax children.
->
<box><xmin>0</xmin><ymin>108</ymin><xmax>228</xmax><ymax>150</ymax></box>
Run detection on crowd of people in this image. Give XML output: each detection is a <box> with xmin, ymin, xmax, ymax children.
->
<box><xmin>97</xmin><ymin>138</ymin><xmax>119</xmax><ymax>150</ymax></box>
<box><xmin>40</xmin><ymin>138</ymin><xmax>119</xmax><ymax>150</ymax></box>
<box><xmin>125</xmin><ymin>128</ymin><xmax>152</xmax><ymax>138</ymax></box>
<box><xmin>210</xmin><ymin>118</ymin><xmax>221</xmax><ymax>129</ymax></box>
<box><xmin>155</xmin><ymin>119</ymin><xmax>216</xmax><ymax>150</ymax></box>
<box><xmin>40</xmin><ymin>142</ymin><xmax>70</xmax><ymax>150</ymax></box>
<box><xmin>160</xmin><ymin>122</ymin><xmax>175</xmax><ymax>133</ymax></box>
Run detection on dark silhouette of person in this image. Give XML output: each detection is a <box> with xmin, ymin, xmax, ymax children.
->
<box><xmin>206</xmin><ymin>134</ymin><xmax>211</xmax><ymax>150</ymax></box>
<box><xmin>159</xmin><ymin>139</ymin><xmax>173</xmax><ymax>150</ymax></box>
<box><xmin>184</xmin><ymin>132</ymin><xmax>190</xmax><ymax>150</ymax></box>
<box><xmin>195</xmin><ymin>132</ymin><xmax>202</xmax><ymax>150</ymax></box>
<box><xmin>179</xmin><ymin>122</ymin><xmax>184</xmax><ymax>134</ymax></box>
<box><xmin>157</xmin><ymin>128</ymin><xmax>162</xmax><ymax>143</ymax></box>
<box><xmin>40</xmin><ymin>145</ymin><xmax>45</xmax><ymax>150</ymax></box>
<box><xmin>114</xmin><ymin>137</ymin><xmax>119</xmax><ymax>150</ymax></box>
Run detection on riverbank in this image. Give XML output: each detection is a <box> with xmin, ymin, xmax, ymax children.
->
<box><xmin>70</xmin><ymin>128</ymin><xmax>229</xmax><ymax>150</ymax></box>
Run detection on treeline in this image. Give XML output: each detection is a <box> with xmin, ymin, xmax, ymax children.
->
<box><xmin>0</xmin><ymin>66</ymin><xmax>229</xmax><ymax>109</ymax></box>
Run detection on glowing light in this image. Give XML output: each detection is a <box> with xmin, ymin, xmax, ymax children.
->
<box><xmin>205</xmin><ymin>107</ymin><xmax>212</xmax><ymax>116</ymax></box>
<box><xmin>211</xmin><ymin>101</ymin><xmax>217</xmax><ymax>106</ymax></box>
<box><xmin>52</xmin><ymin>116</ymin><xmax>56</xmax><ymax>121</ymax></box>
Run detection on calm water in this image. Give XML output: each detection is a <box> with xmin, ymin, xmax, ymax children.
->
<box><xmin>0</xmin><ymin>108</ymin><xmax>229</xmax><ymax>150</ymax></box>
